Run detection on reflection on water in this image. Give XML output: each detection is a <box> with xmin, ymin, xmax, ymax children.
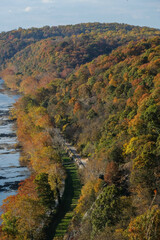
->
<box><xmin>0</xmin><ymin>79</ymin><xmax>30</xmax><ymax>207</ymax></box>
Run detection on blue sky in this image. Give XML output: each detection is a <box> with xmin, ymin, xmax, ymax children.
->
<box><xmin>1</xmin><ymin>0</ymin><xmax>160</xmax><ymax>32</ymax></box>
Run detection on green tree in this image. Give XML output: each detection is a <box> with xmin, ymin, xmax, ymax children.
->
<box><xmin>127</xmin><ymin>205</ymin><xmax>160</xmax><ymax>240</ymax></box>
<box><xmin>35</xmin><ymin>173</ymin><xmax>55</xmax><ymax>210</ymax></box>
<box><xmin>1</xmin><ymin>211</ymin><xmax>18</xmax><ymax>238</ymax></box>
<box><xmin>91</xmin><ymin>185</ymin><xmax>121</xmax><ymax>236</ymax></box>
<box><xmin>48</xmin><ymin>163</ymin><xmax>66</xmax><ymax>205</ymax></box>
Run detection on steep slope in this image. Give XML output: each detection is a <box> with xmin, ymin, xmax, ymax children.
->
<box><xmin>0</xmin><ymin>22</ymin><xmax>120</xmax><ymax>66</ymax></box>
<box><xmin>11</xmin><ymin>36</ymin><xmax>160</xmax><ymax>240</ymax></box>
<box><xmin>1</xmin><ymin>23</ymin><xmax>160</xmax><ymax>92</ymax></box>
<box><xmin>2</xmin><ymin>22</ymin><xmax>158</xmax><ymax>66</ymax></box>
<box><xmin>33</xmin><ymin>37</ymin><xmax>160</xmax><ymax>239</ymax></box>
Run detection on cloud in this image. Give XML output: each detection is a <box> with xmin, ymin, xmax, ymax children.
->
<box><xmin>24</xmin><ymin>7</ymin><xmax>32</xmax><ymax>12</ymax></box>
<box><xmin>42</xmin><ymin>0</ymin><xmax>54</xmax><ymax>3</ymax></box>
<box><xmin>66</xmin><ymin>0</ymin><xmax>99</xmax><ymax>3</ymax></box>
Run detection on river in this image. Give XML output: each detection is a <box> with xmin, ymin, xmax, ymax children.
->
<box><xmin>0</xmin><ymin>79</ymin><xmax>30</xmax><ymax>210</ymax></box>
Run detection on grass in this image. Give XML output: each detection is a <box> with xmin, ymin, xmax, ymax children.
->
<box><xmin>46</xmin><ymin>152</ymin><xmax>81</xmax><ymax>240</ymax></box>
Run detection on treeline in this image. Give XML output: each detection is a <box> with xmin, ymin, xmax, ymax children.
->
<box><xmin>2</xmin><ymin>22</ymin><xmax>158</xmax><ymax>66</ymax></box>
<box><xmin>0</xmin><ymin>23</ymin><xmax>160</xmax><ymax>240</ymax></box>
<box><xmin>1</xmin><ymin>22</ymin><xmax>160</xmax><ymax>91</ymax></box>
<box><xmin>0</xmin><ymin>95</ymin><xmax>66</xmax><ymax>239</ymax></box>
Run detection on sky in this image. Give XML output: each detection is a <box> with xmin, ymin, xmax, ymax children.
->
<box><xmin>0</xmin><ymin>0</ymin><xmax>160</xmax><ymax>32</ymax></box>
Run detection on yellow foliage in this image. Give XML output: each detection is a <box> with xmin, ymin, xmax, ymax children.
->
<box><xmin>123</xmin><ymin>72</ymin><xmax>128</xmax><ymax>81</ymax></box>
<box><xmin>55</xmin><ymin>114</ymin><xmax>61</xmax><ymax>124</ymax></box>
<box><xmin>109</xmin><ymin>78</ymin><xmax>117</xmax><ymax>87</ymax></box>
<box><xmin>94</xmin><ymin>179</ymin><xmax>102</xmax><ymax>193</ymax></box>
<box><xmin>75</xmin><ymin>180</ymin><xmax>97</xmax><ymax>216</ymax></box>
<box><xmin>123</xmin><ymin>137</ymin><xmax>138</xmax><ymax>155</ymax></box>
<box><xmin>127</xmin><ymin>206</ymin><xmax>160</xmax><ymax>240</ymax></box>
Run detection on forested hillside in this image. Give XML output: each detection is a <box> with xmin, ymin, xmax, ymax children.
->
<box><xmin>1</xmin><ymin>23</ymin><xmax>160</xmax><ymax>92</ymax></box>
<box><xmin>1</xmin><ymin>22</ymin><xmax>152</xmax><ymax>66</ymax></box>
<box><xmin>0</xmin><ymin>23</ymin><xmax>160</xmax><ymax>240</ymax></box>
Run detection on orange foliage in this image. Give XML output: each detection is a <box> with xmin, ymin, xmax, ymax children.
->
<box><xmin>137</xmin><ymin>93</ymin><xmax>149</xmax><ymax>106</ymax></box>
<box><xmin>73</xmin><ymin>102</ymin><xmax>81</xmax><ymax>114</ymax></box>
<box><xmin>69</xmin><ymin>97</ymin><xmax>76</xmax><ymax>105</ymax></box>
<box><xmin>128</xmin><ymin>113</ymin><xmax>144</xmax><ymax>134</ymax></box>
<box><xmin>133</xmin><ymin>85</ymin><xmax>146</xmax><ymax>103</ymax></box>
<box><xmin>20</xmin><ymin>76</ymin><xmax>39</xmax><ymax>95</ymax></box>
<box><xmin>113</xmin><ymin>97</ymin><xmax>119</xmax><ymax>104</ymax></box>
<box><xmin>123</xmin><ymin>72</ymin><xmax>128</xmax><ymax>81</ymax></box>
<box><xmin>131</xmin><ymin>78</ymin><xmax>142</xmax><ymax>87</ymax></box>
<box><xmin>18</xmin><ymin>176</ymin><xmax>37</xmax><ymax>198</ymax></box>
<box><xmin>104</xmin><ymin>161</ymin><xmax>119</xmax><ymax>184</ymax></box>
<box><xmin>109</xmin><ymin>77</ymin><xmax>117</xmax><ymax>87</ymax></box>
<box><xmin>126</xmin><ymin>98</ymin><xmax>135</xmax><ymax>107</ymax></box>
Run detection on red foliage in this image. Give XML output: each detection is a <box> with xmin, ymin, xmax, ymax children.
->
<box><xmin>104</xmin><ymin>162</ymin><xmax>119</xmax><ymax>184</ymax></box>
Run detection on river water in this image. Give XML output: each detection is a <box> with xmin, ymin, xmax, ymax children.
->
<box><xmin>0</xmin><ymin>79</ymin><xmax>30</xmax><ymax>209</ymax></box>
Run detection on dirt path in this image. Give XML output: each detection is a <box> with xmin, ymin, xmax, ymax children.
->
<box><xmin>45</xmin><ymin>129</ymin><xmax>83</xmax><ymax>240</ymax></box>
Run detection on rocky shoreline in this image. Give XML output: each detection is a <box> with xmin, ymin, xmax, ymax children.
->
<box><xmin>0</xmin><ymin>79</ymin><xmax>29</xmax><ymax>207</ymax></box>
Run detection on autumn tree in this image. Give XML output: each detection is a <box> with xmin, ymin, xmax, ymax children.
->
<box><xmin>35</xmin><ymin>173</ymin><xmax>55</xmax><ymax>210</ymax></box>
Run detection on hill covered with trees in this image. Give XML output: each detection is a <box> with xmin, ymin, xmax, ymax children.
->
<box><xmin>0</xmin><ymin>23</ymin><xmax>160</xmax><ymax>240</ymax></box>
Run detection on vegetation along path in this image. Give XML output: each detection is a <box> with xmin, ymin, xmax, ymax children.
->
<box><xmin>47</xmin><ymin>150</ymin><xmax>82</xmax><ymax>240</ymax></box>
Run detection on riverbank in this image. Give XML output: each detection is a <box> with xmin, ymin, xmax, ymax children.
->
<box><xmin>0</xmin><ymin>79</ymin><xmax>30</xmax><ymax>209</ymax></box>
